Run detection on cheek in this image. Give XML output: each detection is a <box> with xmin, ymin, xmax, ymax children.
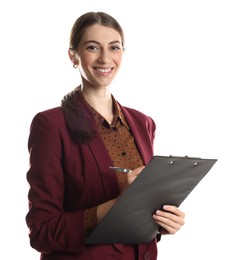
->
<box><xmin>115</xmin><ymin>54</ymin><xmax>123</xmax><ymax>65</ymax></box>
<box><xmin>79</xmin><ymin>53</ymin><xmax>95</xmax><ymax>68</ymax></box>
<box><xmin>78</xmin><ymin>55</ymin><xmax>96</xmax><ymax>79</ymax></box>
<box><xmin>80</xmin><ymin>58</ymin><xmax>92</xmax><ymax>68</ymax></box>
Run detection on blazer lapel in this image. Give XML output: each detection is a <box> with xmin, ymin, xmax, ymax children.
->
<box><xmin>120</xmin><ymin>106</ymin><xmax>154</xmax><ymax>165</ymax></box>
<box><xmin>88</xmin><ymin>135</ymin><xmax>120</xmax><ymax>199</ymax></box>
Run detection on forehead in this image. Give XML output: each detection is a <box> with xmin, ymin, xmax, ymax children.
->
<box><xmin>81</xmin><ymin>24</ymin><xmax>122</xmax><ymax>43</ymax></box>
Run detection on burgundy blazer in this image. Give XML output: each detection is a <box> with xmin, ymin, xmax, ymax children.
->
<box><xmin>26</xmin><ymin>104</ymin><xmax>159</xmax><ymax>260</ymax></box>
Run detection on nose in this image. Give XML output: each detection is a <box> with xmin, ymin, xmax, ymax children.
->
<box><xmin>97</xmin><ymin>49</ymin><xmax>111</xmax><ymax>63</ymax></box>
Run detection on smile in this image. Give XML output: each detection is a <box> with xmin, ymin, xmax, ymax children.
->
<box><xmin>94</xmin><ymin>68</ymin><xmax>113</xmax><ymax>74</ymax></box>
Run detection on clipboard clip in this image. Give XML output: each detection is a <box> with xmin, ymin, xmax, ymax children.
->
<box><xmin>169</xmin><ymin>155</ymin><xmax>201</xmax><ymax>166</ymax></box>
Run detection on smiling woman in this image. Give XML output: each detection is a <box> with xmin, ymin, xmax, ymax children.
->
<box><xmin>25</xmin><ymin>11</ymin><xmax>185</xmax><ymax>260</ymax></box>
<box><xmin>69</xmin><ymin>23</ymin><xmax>123</xmax><ymax>88</ymax></box>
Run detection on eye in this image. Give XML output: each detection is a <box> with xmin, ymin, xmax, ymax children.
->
<box><xmin>86</xmin><ymin>45</ymin><xmax>100</xmax><ymax>51</ymax></box>
<box><xmin>111</xmin><ymin>45</ymin><xmax>121</xmax><ymax>51</ymax></box>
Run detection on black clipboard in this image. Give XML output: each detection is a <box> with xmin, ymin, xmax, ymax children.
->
<box><xmin>85</xmin><ymin>155</ymin><xmax>217</xmax><ymax>244</ymax></box>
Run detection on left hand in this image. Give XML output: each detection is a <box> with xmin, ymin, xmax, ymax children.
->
<box><xmin>153</xmin><ymin>205</ymin><xmax>185</xmax><ymax>235</ymax></box>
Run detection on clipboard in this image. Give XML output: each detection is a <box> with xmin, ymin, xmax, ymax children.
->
<box><xmin>85</xmin><ymin>155</ymin><xmax>217</xmax><ymax>244</ymax></box>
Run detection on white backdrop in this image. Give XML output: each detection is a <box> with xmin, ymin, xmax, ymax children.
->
<box><xmin>0</xmin><ymin>0</ymin><xmax>234</xmax><ymax>259</ymax></box>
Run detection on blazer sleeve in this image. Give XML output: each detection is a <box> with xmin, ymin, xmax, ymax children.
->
<box><xmin>26</xmin><ymin>111</ymin><xmax>86</xmax><ymax>255</ymax></box>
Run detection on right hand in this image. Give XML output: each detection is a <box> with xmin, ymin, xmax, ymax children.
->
<box><xmin>97</xmin><ymin>166</ymin><xmax>145</xmax><ymax>222</ymax></box>
<box><xmin>122</xmin><ymin>166</ymin><xmax>145</xmax><ymax>192</ymax></box>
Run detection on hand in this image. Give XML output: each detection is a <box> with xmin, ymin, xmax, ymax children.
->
<box><xmin>153</xmin><ymin>205</ymin><xmax>185</xmax><ymax>235</ymax></box>
<box><xmin>121</xmin><ymin>166</ymin><xmax>145</xmax><ymax>192</ymax></box>
<box><xmin>127</xmin><ymin>166</ymin><xmax>145</xmax><ymax>184</ymax></box>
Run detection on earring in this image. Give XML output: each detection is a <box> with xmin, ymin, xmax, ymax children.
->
<box><xmin>73</xmin><ymin>64</ymin><xmax>78</xmax><ymax>69</ymax></box>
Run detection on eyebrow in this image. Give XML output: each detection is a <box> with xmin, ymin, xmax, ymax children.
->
<box><xmin>83</xmin><ymin>40</ymin><xmax>121</xmax><ymax>46</ymax></box>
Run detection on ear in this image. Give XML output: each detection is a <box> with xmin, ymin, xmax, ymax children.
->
<box><xmin>68</xmin><ymin>49</ymin><xmax>79</xmax><ymax>66</ymax></box>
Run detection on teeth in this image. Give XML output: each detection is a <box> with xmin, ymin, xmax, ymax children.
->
<box><xmin>96</xmin><ymin>68</ymin><xmax>111</xmax><ymax>73</ymax></box>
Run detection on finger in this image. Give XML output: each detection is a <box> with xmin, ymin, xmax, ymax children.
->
<box><xmin>162</xmin><ymin>205</ymin><xmax>185</xmax><ymax>218</ymax></box>
<box><xmin>127</xmin><ymin>166</ymin><xmax>145</xmax><ymax>184</ymax></box>
<box><xmin>156</xmin><ymin>220</ymin><xmax>181</xmax><ymax>235</ymax></box>
<box><xmin>154</xmin><ymin>213</ymin><xmax>183</xmax><ymax>228</ymax></box>
<box><xmin>153</xmin><ymin>210</ymin><xmax>185</xmax><ymax>234</ymax></box>
<box><xmin>154</xmin><ymin>209</ymin><xmax>185</xmax><ymax>226</ymax></box>
<box><xmin>153</xmin><ymin>215</ymin><xmax>183</xmax><ymax>234</ymax></box>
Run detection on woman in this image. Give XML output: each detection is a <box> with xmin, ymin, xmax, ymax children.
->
<box><xmin>26</xmin><ymin>11</ymin><xmax>185</xmax><ymax>260</ymax></box>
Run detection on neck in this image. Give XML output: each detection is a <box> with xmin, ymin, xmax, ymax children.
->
<box><xmin>81</xmin><ymin>85</ymin><xmax>114</xmax><ymax>123</ymax></box>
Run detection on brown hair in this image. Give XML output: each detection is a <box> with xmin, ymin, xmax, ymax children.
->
<box><xmin>69</xmin><ymin>11</ymin><xmax>125</xmax><ymax>51</ymax></box>
<box><xmin>61</xmin><ymin>87</ymin><xmax>97</xmax><ymax>144</ymax></box>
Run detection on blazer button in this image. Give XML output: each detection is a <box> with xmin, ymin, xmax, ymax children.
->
<box><xmin>144</xmin><ymin>251</ymin><xmax>151</xmax><ymax>260</ymax></box>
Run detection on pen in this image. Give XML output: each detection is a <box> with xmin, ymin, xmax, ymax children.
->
<box><xmin>109</xmin><ymin>166</ymin><xmax>132</xmax><ymax>173</ymax></box>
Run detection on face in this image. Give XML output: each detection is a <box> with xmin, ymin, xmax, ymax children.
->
<box><xmin>74</xmin><ymin>24</ymin><xmax>124</xmax><ymax>88</ymax></box>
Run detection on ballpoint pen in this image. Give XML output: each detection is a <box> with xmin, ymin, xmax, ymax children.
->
<box><xmin>109</xmin><ymin>166</ymin><xmax>132</xmax><ymax>173</ymax></box>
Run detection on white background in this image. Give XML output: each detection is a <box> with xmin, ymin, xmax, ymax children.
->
<box><xmin>0</xmin><ymin>0</ymin><xmax>234</xmax><ymax>259</ymax></box>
